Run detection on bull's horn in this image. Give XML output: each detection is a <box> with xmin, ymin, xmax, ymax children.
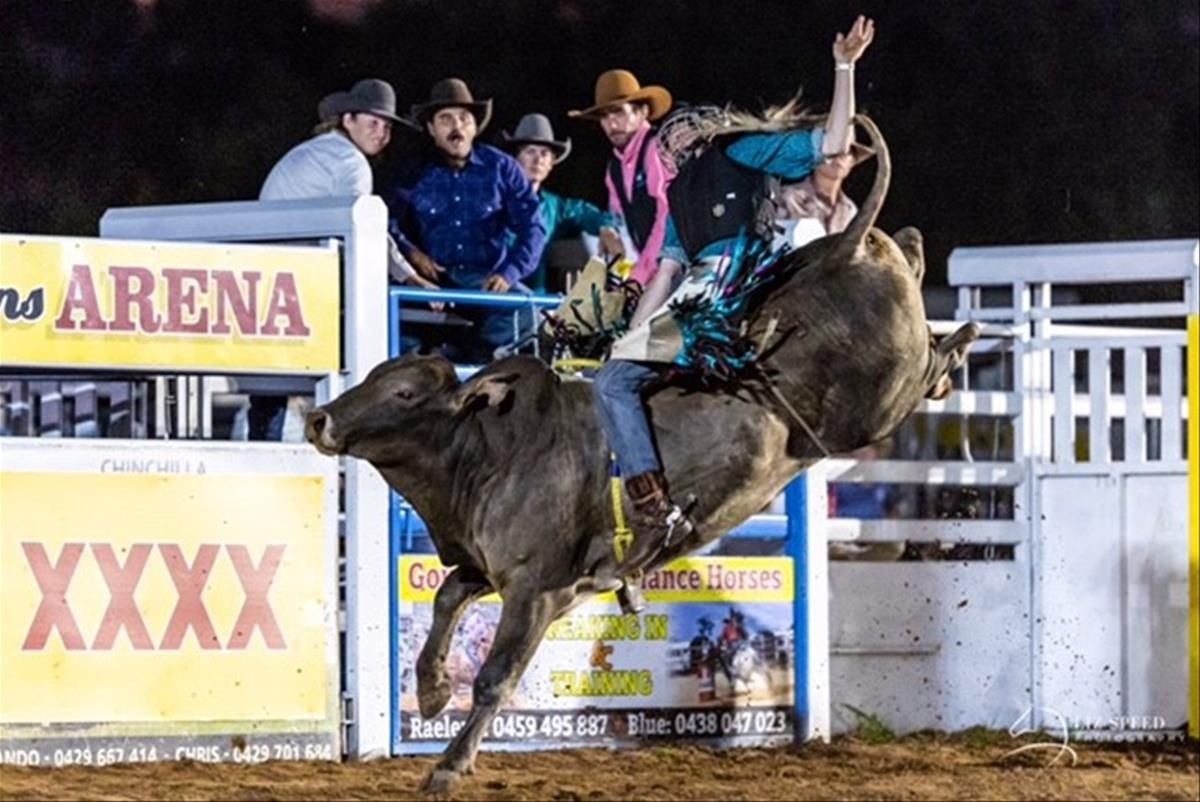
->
<box><xmin>833</xmin><ymin>114</ymin><xmax>891</xmax><ymax>260</ymax></box>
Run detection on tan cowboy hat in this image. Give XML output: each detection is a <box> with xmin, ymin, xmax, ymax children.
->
<box><xmin>848</xmin><ymin>142</ymin><xmax>875</xmax><ymax>166</ymax></box>
<box><xmin>411</xmin><ymin>78</ymin><xmax>493</xmax><ymax>132</ymax></box>
<box><xmin>502</xmin><ymin>113</ymin><xmax>572</xmax><ymax>163</ymax></box>
<box><xmin>568</xmin><ymin>69</ymin><xmax>672</xmax><ymax>121</ymax></box>
<box><xmin>317</xmin><ymin>78</ymin><xmax>410</xmax><ymax>125</ymax></box>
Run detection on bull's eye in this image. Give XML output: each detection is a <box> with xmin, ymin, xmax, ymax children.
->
<box><xmin>395</xmin><ymin>389</ymin><xmax>415</xmax><ymax>401</ymax></box>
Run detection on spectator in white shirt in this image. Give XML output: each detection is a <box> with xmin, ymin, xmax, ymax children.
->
<box><xmin>251</xmin><ymin>79</ymin><xmax>438</xmax><ymax>441</ymax></box>
<box><xmin>260</xmin><ymin>78</ymin><xmax>440</xmax><ymax>289</ymax></box>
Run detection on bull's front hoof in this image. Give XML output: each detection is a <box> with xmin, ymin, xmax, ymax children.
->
<box><xmin>576</xmin><ymin>575</ymin><xmax>622</xmax><ymax>596</ymax></box>
<box><xmin>420</xmin><ymin>768</ymin><xmax>462</xmax><ymax>796</ymax></box>
<box><xmin>417</xmin><ymin>676</ymin><xmax>452</xmax><ymax>719</ymax></box>
<box><xmin>617</xmin><ymin>583</ymin><xmax>647</xmax><ymax>614</ymax></box>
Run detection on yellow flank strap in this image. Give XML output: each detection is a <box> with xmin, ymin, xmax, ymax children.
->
<box><xmin>553</xmin><ymin>357</ymin><xmax>605</xmax><ymax>374</ymax></box>
<box><xmin>611</xmin><ymin>474</ymin><xmax>634</xmax><ymax>563</ymax></box>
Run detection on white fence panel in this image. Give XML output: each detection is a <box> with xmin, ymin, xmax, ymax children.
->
<box><xmin>830</xmin><ymin>561</ymin><xmax>1030</xmax><ymax>734</ymax></box>
<box><xmin>1037</xmin><ymin>473</ymin><xmax>1190</xmax><ymax>734</ymax></box>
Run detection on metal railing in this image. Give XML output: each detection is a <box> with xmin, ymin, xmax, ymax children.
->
<box><xmin>387</xmin><ymin>286</ymin><xmax>563</xmax><ymax>366</ymax></box>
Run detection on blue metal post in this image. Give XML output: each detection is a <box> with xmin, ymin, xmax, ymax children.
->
<box><xmin>387</xmin><ymin>290</ymin><xmax>401</xmax><ymax>753</ymax></box>
<box><xmin>784</xmin><ymin>474</ymin><xmax>808</xmax><ymax>741</ymax></box>
<box><xmin>388</xmin><ymin>293</ymin><xmax>401</xmax><ymax>360</ymax></box>
<box><xmin>389</xmin><ymin>492</ymin><xmax>400</xmax><ymax>753</ymax></box>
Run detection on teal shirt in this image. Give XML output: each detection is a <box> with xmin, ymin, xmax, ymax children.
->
<box><xmin>662</xmin><ymin>128</ymin><xmax>826</xmax><ymax>262</ymax></box>
<box><xmin>525</xmin><ymin>189</ymin><xmax>614</xmax><ymax>292</ymax></box>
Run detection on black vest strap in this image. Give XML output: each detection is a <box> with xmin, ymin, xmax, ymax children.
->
<box><xmin>608</xmin><ymin>132</ymin><xmax>658</xmax><ymax>252</ymax></box>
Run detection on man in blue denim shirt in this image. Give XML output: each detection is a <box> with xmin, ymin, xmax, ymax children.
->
<box><xmin>387</xmin><ymin>78</ymin><xmax>547</xmax><ymax>362</ymax></box>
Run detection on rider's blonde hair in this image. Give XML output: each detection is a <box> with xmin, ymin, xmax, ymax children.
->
<box><xmin>707</xmin><ymin>95</ymin><xmax>824</xmax><ymax>139</ymax></box>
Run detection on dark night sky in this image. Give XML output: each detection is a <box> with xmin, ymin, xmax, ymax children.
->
<box><xmin>1</xmin><ymin>0</ymin><xmax>1197</xmax><ymax>285</ymax></box>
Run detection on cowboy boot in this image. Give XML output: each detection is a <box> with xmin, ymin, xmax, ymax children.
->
<box><xmin>621</xmin><ymin>470</ymin><xmax>696</xmax><ymax>575</ymax></box>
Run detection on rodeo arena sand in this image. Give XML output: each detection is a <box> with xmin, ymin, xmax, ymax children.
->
<box><xmin>1</xmin><ymin>735</ymin><xmax>1197</xmax><ymax>801</ymax></box>
<box><xmin>1</xmin><ymin>186</ymin><xmax>1198</xmax><ymax>800</ymax></box>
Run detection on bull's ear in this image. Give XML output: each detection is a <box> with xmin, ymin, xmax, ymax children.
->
<box><xmin>452</xmin><ymin>372</ymin><xmax>520</xmax><ymax>414</ymax></box>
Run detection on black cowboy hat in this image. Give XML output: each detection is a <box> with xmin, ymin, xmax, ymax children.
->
<box><xmin>411</xmin><ymin>78</ymin><xmax>493</xmax><ymax>132</ymax></box>
<box><xmin>501</xmin><ymin>113</ymin><xmax>572</xmax><ymax>163</ymax></box>
<box><xmin>317</xmin><ymin>78</ymin><xmax>410</xmax><ymax>126</ymax></box>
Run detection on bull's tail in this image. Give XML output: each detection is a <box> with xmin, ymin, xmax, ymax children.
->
<box><xmin>833</xmin><ymin>114</ymin><xmax>890</xmax><ymax>260</ymax></box>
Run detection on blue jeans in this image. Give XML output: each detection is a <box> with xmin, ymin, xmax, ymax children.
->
<box><xmin>593</xmin><ymin>359</ymin><xmax>665</xmax><ymax>477</ymax></box>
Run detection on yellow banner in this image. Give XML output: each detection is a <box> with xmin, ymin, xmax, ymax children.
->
<box><xmin>400</xmin><ymin>555</ymin><xmax>794</xmax><ymax>604</ymax></box>
<box><xmin>0</xmin><ymin>234</ymin><xmax>338</xmax><ymax>372</ymax></box>
<box><xmin>1189</xmin><ymin>314</ymin><xmax>1198</xmax><ymax>739</ymax></box>
<box><xmin>0</xmin><ymin>472</ymin><xmax>328</xmax><ymax>724</ymax></box>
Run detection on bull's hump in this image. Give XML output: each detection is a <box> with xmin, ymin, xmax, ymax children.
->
<box><xmin>486</xmin><ymin>354</ymin><xmax>555</xmax><ymax>380</ymax></box>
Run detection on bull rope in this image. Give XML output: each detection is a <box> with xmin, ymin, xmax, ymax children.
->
<box><xmin>753</xmin><ymin>364</ymin><xmax>833</xmax><ymax>459</ymax></box>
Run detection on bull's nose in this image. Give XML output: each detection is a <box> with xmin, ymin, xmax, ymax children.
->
<box><xmin>305</xmin><ymin>409</ymin><xmax>340</xmax><ymax>454</ymax></box>
<box><xmin>306</xmin><ymin>409</ymin><xmax>327</xmax><ymax>441</ymax></box>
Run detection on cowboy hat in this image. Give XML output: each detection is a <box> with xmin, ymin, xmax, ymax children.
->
<box><xmin>568</xmin><ymin>69</ymin><xmax>672</xmax><ymax>121</ymax></box>
<box><xmin>410</xmin><ymin>78</ymin><xmax>493</xmax><ymax>132</ymax></box>
<box><xmin>318</xmin><ymin>78</ymin><xmax>408</xmax><ymax>125</ymax></box>
<box><xmin>843</xmin><ymin>122</ymin><xmax>876</xmax><ymax>166</ymax></box>
<box><xmin>501</xmin><ymin>113</ymin><xmax>572</xmax><ymax>163</ymax></box>
<box><xmin>847</xmin><ymin>139</ymin><xmax>875</xmax><ymax>166</ymax></box>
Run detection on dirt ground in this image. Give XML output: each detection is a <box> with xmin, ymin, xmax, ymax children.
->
<box><xmin>2</xmin><ymin>733</ymin><xmax>1196</xmax><ymax>801</ymax></box>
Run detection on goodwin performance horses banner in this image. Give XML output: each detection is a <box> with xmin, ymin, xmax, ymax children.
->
<box><xmin>395</xmin><ymin>555</ymin><xmax>801</xmax><ymax>752</ymax></box>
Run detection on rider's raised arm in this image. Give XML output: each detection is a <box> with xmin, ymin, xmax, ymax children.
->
<box><xmin>823</xmin><ymin>15</ymin><xmax>875</xmax><ymax>158</ymax></box>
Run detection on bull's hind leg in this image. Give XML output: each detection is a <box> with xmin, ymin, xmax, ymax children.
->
<box><xmin>893</xmin><ymin>226</ymin><xmax>925</xmax><ymax>286</ymax></box>
<box><xmin>421</xmin><ymin>586</ymin><xmax>565</xmax><ymax>795</ymax></box>
<box><xmin>417</xmin><ymin>566</ymin><xmax>491</xmax><ymax>719</ymax></box>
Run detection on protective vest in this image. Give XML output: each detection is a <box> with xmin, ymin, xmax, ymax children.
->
<box><xmin>666</xmin><ymin>139</ymin><xmax>778</xmax><ymax>262</ymax></box>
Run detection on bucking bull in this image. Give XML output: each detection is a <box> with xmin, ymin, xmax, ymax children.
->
<box><xmin>306</xmin><ymin>116</ymin><xmax>979</xmax><ymax>793</ymax></box>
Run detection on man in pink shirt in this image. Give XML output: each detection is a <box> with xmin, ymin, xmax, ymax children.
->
<box><xmin>569</xmin><ymin>70</ymin><xmax>674</xmax><ymax>293</ymax></box>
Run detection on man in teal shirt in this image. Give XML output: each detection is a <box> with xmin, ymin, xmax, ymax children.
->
<box><xmin>503</xmin><ymin>113</ymin><xmax>618</xmax><ymax>293</ymax></box>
